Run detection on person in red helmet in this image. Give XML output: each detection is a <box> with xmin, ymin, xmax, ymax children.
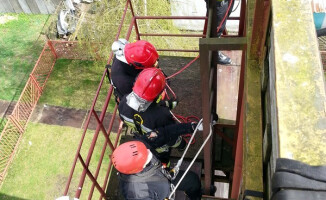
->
<box><xmin>109</xmin><ymin>39</ymin><xmax>177</xmax><ymax>108</ymax></box>
<box><xmin>110</xmin><ymin>39</ymin><xmax>159</xmax><ymax>100</ymax></box>
<box><xmin>118</xmin><ymin>68</ymin><xmax>189</xmax><ymax>162</ymax></box>
<box><xmin>112</xmin><ymin>140</ymin><xmax>202</xmax><ymax>200</ymax></box>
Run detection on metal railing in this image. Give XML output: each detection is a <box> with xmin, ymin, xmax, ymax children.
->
<box><xmin>62</xmin><ymin>0</ymin><xmax>211</xmax><ymax>199</ymax></box>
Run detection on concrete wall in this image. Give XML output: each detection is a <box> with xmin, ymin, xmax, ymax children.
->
<box><xmin>0</xmin><ymin>0</ymin><xmax>62</xmax><ymax>14</ymax></box>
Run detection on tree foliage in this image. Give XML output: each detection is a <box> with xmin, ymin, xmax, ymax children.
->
<box><xmin>78</xmin><ymin>0</ymin><xmax>201</xmax><ymax>61</ymax></box>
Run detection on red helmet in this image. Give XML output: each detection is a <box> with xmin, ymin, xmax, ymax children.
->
<box><xmin>124</xmin><ymin>40</ymin><xmax>159</xmax><ymax>69</ymax></box>
<box><xmin>133</xmin><ymin>68</ymin><xmax>166</xmax><ymax>102</ymax></box>
<box><xmin>112</xmin><ymin>141</ymin><xmax>149</xmax><ymax>174</ymax></box>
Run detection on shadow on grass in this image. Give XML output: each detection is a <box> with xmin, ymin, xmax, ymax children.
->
<box><xmin>0</xmin><ymin>193</ymin><xmax>29</xmax><ymax>200</ymax></box>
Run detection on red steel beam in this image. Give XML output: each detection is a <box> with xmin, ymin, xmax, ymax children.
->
<box><xmin>135</xmin><ymin>16</ymin><xmax>207</xmax><ymax>20</ymax></box>
<box><xmin>215</xmin><ymin>129</ymin><xmax>234</xmax><ymax>146</ymax></box>
<box><xmin>238</xmin><ymin>0</ymin><xmax>246</xmax><ymax>36</ymax></box>
<box><xmin>78</xmin><ymin>154</ymin><xmax>106</xmax><ymax>197</ymax></box>
<box><xmin>88</xmin><ymin>105</ymin><xmax>119</xmax><ymax>199</ymax></box>
<box><xmin>139</xmin><ymin>33</ymin><xmax>205</xmax><ymax>37</ymax></box>
<box><xmin>47</xmin><ymin>40</ymin><xmax>58</xmax><ymax>58</ymax></box>
<box><xmin>100</xmin><ymin>120</ymin><xmax>123</xmax><ymax>200</ymax></box>
<box><xmin>92</xmin><ymin>110</ymin><xmax>115</xmax><ymax>151</ymax></box>
<box><xmin>233</xmin><ymin>50</ymin><xmax>246</xmax><ymax>158</ymax></box>
<box><xmin>64</xmin><ymin>0</ymin><xmax>130</xmax><ymax>195</ymax></box>
<box><xmin>231</xmin><ymin>91</ymin><xmax>244</xmax><ymax>199</ymax></box>
<box><xmin>250</xmin><ymin>0</ymin><xmax>270</xmax><ymax>60</ymax></box>
<box><xmin>75</xmin><ymin>85</ymin><xmax>114</xmax><ymax>198</ymax></box>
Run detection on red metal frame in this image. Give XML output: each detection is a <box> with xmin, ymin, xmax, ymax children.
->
<box><xmin>199</xmin><ymin>0</ymin><xmax>247</xmax><ymax>196</ymax></box>
<box><xmin>61</xmin><ymin>0</ymin><xmax>249</xmax><ymax>199</ymax></box>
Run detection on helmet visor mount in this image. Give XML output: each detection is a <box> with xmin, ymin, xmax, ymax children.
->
<box><xmin>112</xmin><ymin>39</ymin><xmax>129</xmax><ymax>64</ymax></box>
<box><xmin>126</xmin><ymin>92</ymin><xmax>152</xmax><ymax>112</ymax></box>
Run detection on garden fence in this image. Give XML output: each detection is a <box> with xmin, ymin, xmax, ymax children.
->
<box><xmin>0</xmin><ymin>40</ymin><xmax>96</xmax><ymax>184</ymax></box>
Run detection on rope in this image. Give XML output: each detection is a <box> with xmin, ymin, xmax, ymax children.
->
<box><xmin>166</xmin><ymin>55</ymin><xmax>200</xmax><ymax>80</ymax></box>
<box><xmin>168</xmin><ymin>119</ymin><xmax>214</xmax><ymax>199</ymax></box>
<box><xmin>170</xmin><ymin>113</ymin><xmax>200</xmax><ymax>145</ymax></box>
<box><xmin>165</xmin><ymin>83</ymin><xmax>177</xmax><ymax>100</ymax></box>
<box><xmin>216</xmin><ymin>0</ymin><xmax>234</xmax><ymax>34</ymax></box>
<box><xmin>231</xmin><ymin>0</ymin><xmax>241</xmax><ymax>13</ymax></box>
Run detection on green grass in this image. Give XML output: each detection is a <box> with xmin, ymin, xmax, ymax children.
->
<box><xmin>0</xmin><ymin>117</ymin><xmax>7</xmax><ymax>133</ymax></box>
<box><xmin>0</xmin><ymin>122</ymin><xmax>116</xmax><ymax>200</ymax></box>
<box><xmin>0</xmin><ymin>14</ymin><xmax>49</xmax><ymax>101</ymax></box>
<box><xmin>38</xmin><ymin>59</ymin><xmax>116</xmax><ymax>111</ymax></box>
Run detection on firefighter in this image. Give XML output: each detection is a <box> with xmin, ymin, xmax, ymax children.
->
<box><xmin>205</xmin><ymin>0</ymin><xmax>235</xmax><ymax>65</ymax></box>
<box><xmin>110</xmin><ymin>39</ymin><xmax>177</xmax><ymax>109</ymax></box>
<box><xmin>110</xmin><ymin>39</ymin><xmax>159</xmax><ymax>100</ymax></box>
<box><xmin>216</xmin><ymin>0</ymin><xmax>235</xmax><ymax>65</ymax></box>
<box><xmin>111</xmin><ymin>140</ymin><xmax>202</xmax><ymax>200</ymax></box>
<box><xmin>117</xmin><ymin>68</ymin><xmax>189</xmax><ymax>162</ymax></box>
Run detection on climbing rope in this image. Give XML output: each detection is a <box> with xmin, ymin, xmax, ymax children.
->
<box><xmin>216</xmin><ymin>0</ymin><xmax>234</xmax><ymax>34</ymax></box>
<box><xmin>168</xmin><ymin>119</ymin><xmax>216</xmax><ymax>200</ymax></box>
<box><xmin>170</xmin><ymin>112</ymin><xmax>200</xmax><ymax>145</ymax></box>
<box><xmin>166</xmin><ymin>55</ymin><xmax>200</xmax><ymax>80</ymax></box>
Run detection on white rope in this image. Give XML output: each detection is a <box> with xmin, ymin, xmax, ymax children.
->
<box><xmin>171</xmin><ymin>118</ymin><xmax>203</xmax><ymax>180</ymax></box>
<box><xmin>169</xmin><ymin>110</ymin><xmax>182</xmax><ymax>123</ymax></box>
<box><xmin>168</xmin><ymin>120</ymin><xmax>215</xmax><ymax>199</ymax></box>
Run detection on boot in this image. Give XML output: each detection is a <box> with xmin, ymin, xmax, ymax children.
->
<box><xmin>217</xmin><ymin>51</ymin><xmax>232</xmax><ymax>65</ymax></box>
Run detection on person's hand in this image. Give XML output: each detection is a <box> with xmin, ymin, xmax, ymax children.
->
<box><xmin>165</xmin><ymin>99</ymin><xmax>178</xmax><ymax>110</ymax></box>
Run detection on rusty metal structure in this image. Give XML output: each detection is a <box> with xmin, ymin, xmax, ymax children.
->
<box><xmin>60</xmin><ymin>0</ymin><xmax>257</xmax><ymax>199</ymax></box>
<box><xmin>2</xmin><ymin>0</ymin><xmax>325</xmax><ymax>199</ymax></box>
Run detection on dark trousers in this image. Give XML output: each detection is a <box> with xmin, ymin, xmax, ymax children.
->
<box><xmin>172</xmin><ymin>170</ymin><xmax>202</xmax><ymax>200</ymax></box>
<box><xmin>216</xmin><ymin>0</ymin><xmax>235</xmax><ymax>37</ymax></box>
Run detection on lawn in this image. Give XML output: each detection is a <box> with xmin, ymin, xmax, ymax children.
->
<box><xmin>0</xmin><ymin>14</ymin><xmax>49</xmax><ymax>101</ymax></box>
<box><xmin>0</xmin><ymin>122</ymin><xmax>116</xmax><ymax>200</ymax></box>
<box><xmin>38</xmin><ymin>59</ymin><xmax>116</xmax><ymax>112</ymax></box>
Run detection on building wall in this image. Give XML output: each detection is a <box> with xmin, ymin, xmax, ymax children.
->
<box><xmin>0</xmin><ymin>0</ymin><xmax>62</xmax><ymax>14</ymax></box>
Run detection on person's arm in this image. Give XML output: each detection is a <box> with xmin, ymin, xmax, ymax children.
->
<box><xmin>142</xmin><ymin>123</ymin><xmax>197</xmax><ymax>148</ymax></box>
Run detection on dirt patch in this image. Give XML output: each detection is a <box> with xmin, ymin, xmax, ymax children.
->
<box><xmin>30</xmin><ymin>104</ymin><xmax>120</xmax><ymax>133</ymax></box>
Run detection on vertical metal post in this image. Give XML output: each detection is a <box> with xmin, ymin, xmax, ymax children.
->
<box><xmin>47</xmin><ymin>40</ymin><xmax>58</xmax><ymax>58</ymax></box>
<box><xmin>233</xmin><ymin>50</ymin><xmax>246</xmax><ymax>157</ymax></box>
<box><xmin>231</xmin><ymin>92</ymin><xmax>244</xmax><ymax>199</ymax></box>
<box><xmin>238</xmin><ymin>0</ymin><xmax>247</xmax><ymax>36</ymax></box>
<box><xmin>200</xmin><ymin>44</ymin><xmax>213</xmax><ymax>195</ymax></box>
<box><xmin>250</xmin><ymin>0</ymin><xmax>270</xmax><ymax>60</ymax></box>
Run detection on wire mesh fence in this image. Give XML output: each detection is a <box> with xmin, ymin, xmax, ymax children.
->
<box><xmin>0</xmin><ymin>40</ymin><xmax>98</xmax><ymax>185</ymax></box>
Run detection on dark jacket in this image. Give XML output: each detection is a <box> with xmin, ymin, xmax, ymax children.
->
<box><xmin>111</xmin><ymin>57</ymin><xmax>142</xmax><ymax>100</ymax></box>
<box><xmin>119</xmin><ymin>153</ymin><xmax>171</xmax><ymax>200</ymax></box>
<box><xmin>118</xmin><ymin>140</ymin><xmax>201</xmax><ymax>200</ymax></box>
<box><xmin>118</xmin><ymin>96</ymin><xmax>194</xmax><ymax>161</ymax></box>
<box><xmin>118</xmin><ymin>96</ymin><xmax>176</xmax><ymax>135</ymax></box>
